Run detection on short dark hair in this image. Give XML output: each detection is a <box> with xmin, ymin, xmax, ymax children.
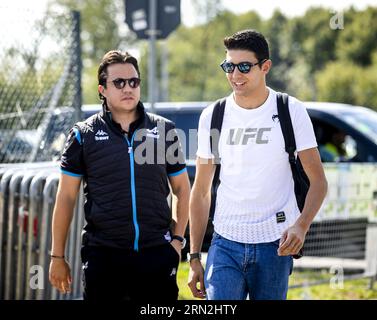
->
<box><xmin>223</xmin><ymin>29</ymin><xmax>270</xmax><ymax>62</ymax></box>
<box><xmin>97</xmin><ymin>50</ymin><xmax>140</xmax><ymax>101</ymax></box>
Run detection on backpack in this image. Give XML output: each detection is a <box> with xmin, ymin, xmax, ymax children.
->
<box><xmin>209</xmin><ymin>92</ymin><xmax>310</xmax><ymax>258</ymax></box>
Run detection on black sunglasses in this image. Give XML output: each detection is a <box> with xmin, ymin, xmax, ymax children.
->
<box><xmin>108</xmin><ymin>77</ymin><xmax>141</xmax><ymax>89</ymax></box>
<box><xmin>220</xmin><ymin>59</ymin><xmax>267</xmax><ymax>74</ymax></box>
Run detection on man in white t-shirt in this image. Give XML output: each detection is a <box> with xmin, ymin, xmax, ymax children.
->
<box><xmin>187</xmin><ymin>29</ymin><xmax>328</xmax><ymax>300</ymax></box>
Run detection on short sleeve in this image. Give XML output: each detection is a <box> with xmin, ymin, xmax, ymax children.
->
<box><xmin>60</xmin><ymin>127</ymin><xmax>84</xmax><ymax>177</ymax></box>
<box><xmin>196</xmin><ymin>103</ymin><xmax>215</xmax><ymax>159</ymax></box>
<box><xmin>289</xmin><ymin>97</ymin><xmax>318</xmax><ymax>152</ymax></box>
<box><xmin>166</xmin><ymin>123</ymin><xmax>186</xmax><ymax>177</ymax></box>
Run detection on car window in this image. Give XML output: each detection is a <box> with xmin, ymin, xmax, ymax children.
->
<box><xmin>312</xmin><ymin>119</ymin><xmax>357</xmax><ymax>162</ymax></box>
<box><xmin>336</xmin><ymin>108</ymin><xmax>377</xmax><ymax>145</ymax></box>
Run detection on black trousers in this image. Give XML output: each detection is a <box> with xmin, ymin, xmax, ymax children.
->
<box><xmin>81</xmin><ymin>243</ymin><xmax>180</xmax><ymax>301</ymax></box>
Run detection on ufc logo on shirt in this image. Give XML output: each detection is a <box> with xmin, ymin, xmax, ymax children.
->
<box><xmin>226</xmin><ymin>128</ymin><xmax>272</xmax><ymax>145</ymax></box>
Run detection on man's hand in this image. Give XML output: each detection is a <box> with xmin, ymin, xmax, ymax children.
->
<box><xmin>278</xmin><ymin>223</ymin><xmax>309</xmax><ymax>256</ymax></box>
<box><xmin>188</xmin><ymin>260</ymin><xmax>206</xmax><ymax>299</ymax></box>
<box><xmin>170</xmin><ymin>239</ymin><xmax>182</xmax><ymax>260</ymax></box>
<box><xmin>49</xmin><ymin>259</ymin><xmax>72</xmax><ymax>294</ymax></box>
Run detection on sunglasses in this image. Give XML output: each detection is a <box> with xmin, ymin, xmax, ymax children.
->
<box><xmin>220</xmin><ymin>59</ymin><xmax>267</xmax><ymax>74</ymax></box>
<box><xmin>108</xmin><ymin>77</ymin><xmax>141</xmax><ymax>89</ymax></box>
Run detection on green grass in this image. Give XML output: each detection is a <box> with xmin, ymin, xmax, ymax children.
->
<box><xmin>177</xmin><ymin>262</ymin><xmax>377</xmax><ymax>300</ymax></box>
<box><xmin>177</xmin><ymin>261</ymin><xmax>201</xmax><ymax>300</ymax></box>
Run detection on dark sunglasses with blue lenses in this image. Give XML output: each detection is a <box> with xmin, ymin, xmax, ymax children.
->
<box><xmin>108</xmin><ymin>77</ymin><xmax>141</xmax><ymax>89</ymax></box>
<box><xmin>220</xmin><ymin>59</ymin><xmax>267</xmax><ymax>74</ymax></box>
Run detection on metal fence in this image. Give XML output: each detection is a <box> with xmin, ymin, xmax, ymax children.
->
<box><xmin>301</xmin><ymin>163</ymin><xmax>377</xmax><ymax>260</ymax></box>
<box><xmin>1</xmin><ymin>162</ymin><xmax>377</xmax><ymax>299</ymax></box>
<box><xmin>0</xmin><ymin>6</ymin><xmax>81</xmax><ymax>164</ymax></box>
<box><xmin>0</xmin><ymin>163</ymin><xmax>85</xmax><ymax>300</ymax></box>
<box><xmin>288</xmin><ymin>163</ymin><xmax>377</xmax><ymax>292</ymax></box>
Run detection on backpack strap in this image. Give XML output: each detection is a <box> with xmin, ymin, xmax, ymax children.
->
<box><xmin>276</xmin><ymin>92</ymin><xmax>297</xmax><ymax>163</ymax></box>
<box><xmin>209</xmin><ymin>98</ymin><xmax>226</xmax><ymax>218</ymax></box>
<box><xmin>277</xmin><ymin>92</ymin><xmax>308</xmax><ymax>259</ymax></box>
<box><xmin>210</xmin><ymin>98</ymin><xmax>226</xmax><ymax>163</ymax></box>
<box><xmin>277</xmin><ymin>91</ymin><xmax>310</xmax><ymax>213</ymax></box>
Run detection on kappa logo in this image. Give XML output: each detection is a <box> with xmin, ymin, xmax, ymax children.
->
<box><xmin>272</xmin><ymin>114</ymin><xmax>279</xmax><ymax>123</ymax></box>
<box><xmin>95</xmin><ymin>129</ymin><xmax>109</xmax><ymax>141</ymax></box>
<box><xmin>146</xmin><ymin>126</ymin><xmax>159</xmax><ymax>139</ymax></box>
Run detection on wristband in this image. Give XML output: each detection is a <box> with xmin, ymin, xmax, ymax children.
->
<box><xmin>188</xmin><ymin>252</ymin><xmax>202</xmax><ymax>262</ymax></box>
<box><xmin>171</xmin><ymin>235</ymin><xmax>187</xmax><ymax>249</ymax></box>
<box><xmin>50</xmin><ymin>254</ymin><xmax>65</xmax><ymax>259</ymax></box>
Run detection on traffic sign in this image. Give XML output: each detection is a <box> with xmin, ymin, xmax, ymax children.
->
<box><xmin>125</xmin><ymin>0</ymin><xmax>181</xmax><ymax>40</ymax></box>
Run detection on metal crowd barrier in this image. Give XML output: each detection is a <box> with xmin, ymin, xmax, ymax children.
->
<box><xmin>2</xmin><ymin>162</ymin><xmax>377</xmax><ymax>299</ymax></box>
<box><xmin>0</xmin><ymin>163</ymin><xmax>85</xmax><ymax>300</ymax></box>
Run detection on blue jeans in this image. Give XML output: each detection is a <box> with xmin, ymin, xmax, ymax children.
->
<box><xmin>204</xmin><ymin>232</ymin><xmax>293</xmax><ymax>300</ymax></box>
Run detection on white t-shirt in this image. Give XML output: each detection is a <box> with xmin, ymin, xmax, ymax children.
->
<box><xmin>196</xmin><ymin>88</ymin><xmax>318</xmax><ymax>243</ymax></box>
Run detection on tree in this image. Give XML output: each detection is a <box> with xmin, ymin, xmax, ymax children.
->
<box><xmin>264</xmin><ymin>10</ymin><xmax>289</xmax><ymax>92</ymax></box>
<box><xmin>48</xmin><ymin>0</ymin><xmax>133</xmax><ymax>63</ymax></box>
<box><xmin>336</xmin><ymin>7</ymin><xmax>377</xmax><ymax>66</ymax></box>
<box><xmin>353</xmin><ymin>53</ymin><xmax>377</xmax><ymax>109</ymax></box>
<box><xmin>287</xmin><ymin>7</ymin><xmax>340</xmax><ymax>73</ymax></box>
<box><xmin>315</xmin><ymin>62</ymin><xmax>360</xmax><ymax>105</ymax></box>
<box><xmin>47</xmin><ymin>0</ymin><xmax>137</xmax><ymax>103</ymax></box>
<box><xmin>162</xmin><ymin>9</ymin><xmax>263</xmax><ymax>102</ymax></box>
<box><xmin>191</xmin><ymin>0</ymin><xmax>224</xmax><ymax>26</ymax></box>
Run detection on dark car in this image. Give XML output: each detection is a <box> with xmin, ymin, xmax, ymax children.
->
<box><xmin>0</xmin><ymin>130</ymin><xmax>39</xmax><ymax>163</ymax></box>
<box><xmin>306</xmin><ymin>102</ymin><xmax>377</xmax><ymax>163</ymax></box>
<box><xmin>0</xmin><ymin>107</ymin><xmax>76</xmax><ymax>163</ymax></box>
<box><xmin>5</xmin><ymin>101</ymin><xmax>377</xmax><ymax>165</ymax></box>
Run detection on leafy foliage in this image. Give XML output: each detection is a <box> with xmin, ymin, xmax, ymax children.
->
<box><xmin>160</xmin><ymin>5</ymin><xmax>377</xmax><ymax>108</ymax></box>
<box><xmin>46</xmin><ymin>0</ymin><xmax>136</xmax><ymax>104</ymax></box>
<box><xmin>3</xmin><ymin>2</ymin><xmax>377</xmax><ymax>107</ymax></box>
